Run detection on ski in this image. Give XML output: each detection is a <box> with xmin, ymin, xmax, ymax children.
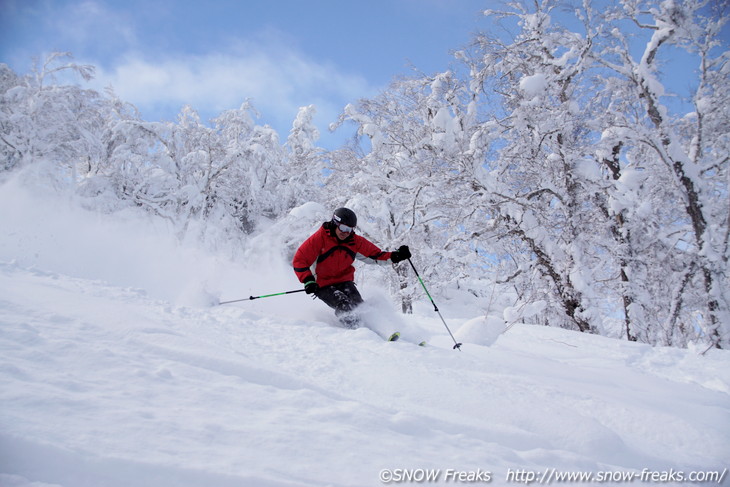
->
<box><xmin>386</xmin><ymin>332</ymin><xmax>427</xmax><ymax>347</ymax></box>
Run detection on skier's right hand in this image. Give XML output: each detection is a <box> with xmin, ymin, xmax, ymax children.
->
<box><xmin>304</xmin><ymin>280</ymin><xmax>319</xmax><ymax>295</ymax></box>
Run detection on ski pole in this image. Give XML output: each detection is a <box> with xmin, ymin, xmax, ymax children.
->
<box><xmin>219</xmin><ymin>288</ymin><xmax>306</xmax><ymax>305</ymax></box>
<box><xmin>407</xmin><ymin>258</ymin><xmax>462</xmax><ymax>351</ymax></box>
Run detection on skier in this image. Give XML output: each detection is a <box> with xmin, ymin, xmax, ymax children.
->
<box><xmin>292</xmin><ymin>207</ymin><xmax>411</xmax><ymax>331</ymax></box>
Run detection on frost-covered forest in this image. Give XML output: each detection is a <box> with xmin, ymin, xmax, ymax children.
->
<box><xmin>2</xmin><ymin>0</ymin><xmax>728</xmax><ymax>349</ymax></box>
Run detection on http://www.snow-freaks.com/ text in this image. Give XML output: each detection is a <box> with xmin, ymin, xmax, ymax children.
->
<box><xmin>378</xmin><ymin>467</ymin><xmax>728</xmax><ymax>484</ymax></box>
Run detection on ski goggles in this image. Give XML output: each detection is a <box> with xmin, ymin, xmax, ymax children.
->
<box><xmin>335</xmin><ymin>222</ymin><xmax>355</xmax><ymax>233</ymax></box>
<box><xmin>336</xmin><ymin>223</ymin><xmax>355</xmax><ymax>233</ymax></box>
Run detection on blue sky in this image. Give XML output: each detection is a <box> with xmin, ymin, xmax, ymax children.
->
<box><xmin>1</xmin><ymin>0</ymin><xmax>491</xmax><ymax>148</ymax></box>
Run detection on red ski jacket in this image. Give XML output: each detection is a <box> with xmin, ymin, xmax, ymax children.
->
<box><xmin>293</xmin><ymin>222</ymin><xmax>393</xmax><ymax>287</ymax></box>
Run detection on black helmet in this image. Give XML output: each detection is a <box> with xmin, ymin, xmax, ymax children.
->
<box><xmin>332</xmin><ymin>207</ymin><xmax>357</xmax><ymax>229</ymax></box>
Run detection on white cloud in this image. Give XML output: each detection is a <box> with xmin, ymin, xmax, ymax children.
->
<box><xmin>91</xmin><ymin>43</ymin><xmax>376</xmax><ymax>140</ymax></box>
<box><xmin>54</xmin><ymin>0</ymin><xmax>138</xmax><ymax>50</ymax></box>
<box><xmin>5</xmin><ymin>0</ymin><xmax>381</xmax><ymax>146</ymax></box>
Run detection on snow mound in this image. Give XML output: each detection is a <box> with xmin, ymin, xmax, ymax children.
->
<box><xmin>455</xmin><ymin>315</ymin><xmax>506</xmax><ymax>346</ymax></box>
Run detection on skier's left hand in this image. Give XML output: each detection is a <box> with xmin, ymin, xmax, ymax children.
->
<box><xmin>391</xmin><ymin>245</ymin><xmax>411</xmax><ymax>263</ymax></box>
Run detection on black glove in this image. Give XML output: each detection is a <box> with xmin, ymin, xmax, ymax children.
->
<box><xmin>304</xmin><ymin>280</ymin><xmax>319</xmax><ymax>295</ymax></box>
<box><xmin>390</xmin><ymin>245</ymin><xmax>411</xmax><ymax>264</ymax></box>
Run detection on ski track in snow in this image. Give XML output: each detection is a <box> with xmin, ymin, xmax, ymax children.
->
<box><xmin>1</xmin><ymin>261</ymin><xmax>728</xmax><ymax>487</ymax></box>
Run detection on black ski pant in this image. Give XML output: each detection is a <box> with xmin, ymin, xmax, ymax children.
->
<box><xmin>316</xmin><ymin>281</ymin><xmax>363</xmax><ymax>328</ymax></box>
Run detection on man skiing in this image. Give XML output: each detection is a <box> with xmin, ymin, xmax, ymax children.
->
<box><xmin>292</xmin><ymin>207</ymin><xmax>411</xmax><ymax>330</ymax></box>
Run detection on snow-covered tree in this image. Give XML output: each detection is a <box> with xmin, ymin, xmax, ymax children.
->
<box><xmin>0</xmin><ymin>54</ymin><xmax>327</xmax><ymax>255</ymax></box>
<box><xmin>99</xmin><ymin>102</ymin><xmax>291</xmax><ymax>245</ymax></box>
<box><xmin>0</xmin><ymin>52</ymin><xmax>102</xmax><ymax>185</ymax></box>
<box><xmin>285</xmin><ymin>104</ymin><xmax>327</xmax><ymax>208</ymax></box>
<box><xmin>454</xmin><ymin>0</ymin><xmax>729</xmax><ymax>347</ymax></box>
<box><xmin>329</xmin><ymin>73</ymin><xmax>481</xmax><ymax>312</ymax></box>
<box><xmin>457</xmin><ymin>1</ymin><xmax>606</xmax><ymax>334</ymax></box>
<box><xmin>592</xmin><ymin>0</ymin><xmax>730</xmax><ymax>347</ymax></box>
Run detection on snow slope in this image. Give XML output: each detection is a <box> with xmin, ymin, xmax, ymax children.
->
<box><xmin>1</xmin><ymin>179</ymin><xmax>728</xmax><ymax>487</ymax></box>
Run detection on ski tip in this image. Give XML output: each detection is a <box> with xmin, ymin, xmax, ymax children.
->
<box><xmin>387</xmin><ymin>332</ymin><xmax>401</xmax><ymax>342</ymax></box>
<box><xmin>418</xmin><ymin>341</ymin><xmax>427</xmax><ymax>347</ymax></box>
